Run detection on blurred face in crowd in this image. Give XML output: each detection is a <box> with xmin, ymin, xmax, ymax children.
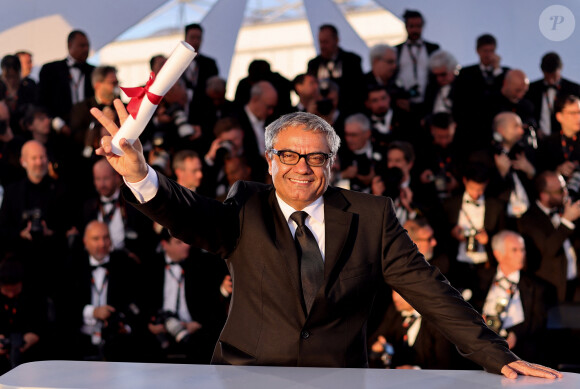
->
<box><xmin>250</xmin><ymin>83</ymin><xmax>278</xmax><ymax>121</ymax></box>
<box><xmin>267</xmin><ymin>125</ymin><xmax>331</xmax><ymax>211</ymax></box>
<box><xmin>1</xmin><ymin>67</ymin><xmax>20</xmax><ymax>90</ymax></box>
<box><xmin>344</xmin><ymin>121</ymin><xmax>370</xmax><ymax>152</ymax></box>
<box><xmin>83</xmin><ymin>222</ymin><xmax>112</xmax><ymax>262</ymax></box>
<box><xmin>69</xmin><ymin>33</ymin><xmax>90</xmax><ymax>63</ymax></box>
<box><xmin>20</xmin><ymin>141</ymin><xmax>48</xmax><ymax>184</ymax></box>
<box><xmin>496</xmin><ymin>113</ymin><xmax>524</xmax><ymax>148</ymax></box>
<box><xmin>430</xmin><ymin>124</ymin><xmax>455</xmax><ymax>149</ymax></box>
<box><xmin>28</xmin><ymin>112</ymin><xmax>51</xmax><ymax>137</ymax></box>
<box><xmin>387</xmin><ymin>149</ymin><xmax>412</xmax><ymax>180</ymax></box>
<box><xmin>219</xmin><ymin>128</ymin><xmax>244</xmax><ymax>156</ymax></box>
<box><xmin>405</xmin><ymin>16</ymin><xmax>424</xmax><ymax>42</ymax></box>
<box><xmin>373</xmin><ymin>49</ymin><xmax>397</xmax><ymax>81</ymax></box>
<box><xmin>540</xmin><ymin>174</ymin><xmax>567</xmax><ymax>209</ymax></box>
<box><xmin>413</xmin><ymin>225</ymin><xmax>437</xmax><ymax>261</ymax></box>
<box><xmin>96</xmin><ymin>71</ymin><xmax>119</xmax><ymax>103</ymax></box>
<box><xmin>463</xmin><ymin>179</ymin><xmax>487</xmax><ymax>201</ymax></box>
<box><xmin>225</xmin><ymin>157</ymin><xmax>252</xmax><ymax>186</ymax></box>
<box><xmin>295</xmin><ymin>75</ymin><xmax>319</xmax><ymax>100</ymax></box>
<box><xmin>175</xmin><ymin>156</ymin><xmax>203</xmax><ymax>190</ymax></box>
<box><xmin>431</xmin><ymin>65</ymin><xmax>454</xmax><ymax>87</ymax></box>
<box><xmin>365</xmin><ymin>89</ymin><xmax>390</xmax><ymax>117</ymax></box>
<box><xmin>556</xmin><ymin>100</ymin><xmax>580</xmax><ymax>136</ymax></box>
<box><xmin>543</xmin><ymin>69</ymin><xmax>561</xmax><ymax>85</ymax></box>
<box><xmin>392</xmin><ymin>290</ymin><xmax>414</xmax><ymax>312</ymax></box>
<box><xmin>151</xmin><ymin>55</ymin><xmax>166</xmax><ymax>75</ymax></box>
<box><xmin>93</xmin><ymin>160</ymin><xmax>121</xmax><ymax>198</ymax></box>
<box><xmin>185</xmin><ymin>27</ymin><xmax>203</xmax><ymax>52</ymax></box>
<box><xmin>162</xmin><ymin>237</ymin><xmax>190</xmax><ymax>262</ymax></box>
<box><xmin>502</xmin><ymin>70</ymin><xmax>529</xmax><ymax>103</ymax></box>
<box><xmin>17</xmin><ymin>52</ymin><xmax>33</xmax><ymax>78</ymax></box>
<box><xmin>318</xmin><ymin>27</ymin><xmax>339</xmax><ymax>60</ymax></box>
<box><xmin>0</xmin><ymin>283</ymin><xmax>22</xmax><ymax>299</ymax></box>
<box><xmin>477</xmin><ymin>44</ymin><xmax>496</xmax><ymax>67</ymax></box>
<box><xmin>495</xmin><ymin>234</ymin><xmax>526</xmax><ymax>276</ymax></box>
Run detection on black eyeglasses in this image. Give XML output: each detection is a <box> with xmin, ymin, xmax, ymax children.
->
<box><xmin>270</xmin><ymin>149</ymin><xmax>332</xmax><ymax>167</ymax></box>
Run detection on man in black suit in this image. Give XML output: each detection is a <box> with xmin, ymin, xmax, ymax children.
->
<box><xmin>38</xmin><ymin>30</ymin><xmax>95</xmax><ymax>128</ymax></box>
<box><xmin>526</xmin><ymin>52</ymin><xmax>580</xmax><ymax>137</ymax></box>
<box><xmin>363</xmin><ymin>44</ymin><xmax>407</xmax><ymax>111</ymax></box>
<box><xmin>183</xmin><ymin>23</ymin><xmax>218</xmax><ymax>115</ymax></box>
<box><xmin>307</xmin><ymin>24</ymin><xmax>364</xmax><ymax>115</ymax></box>
<box><xmin>518</xmin><ymin>171</ymin><xmax>580</xmax><ymax>303</ymax></box>
<box><xmin>470</xmin><ymin>231</ymin><xmax>550</xmax><ymax>362</ymax></box>
<box><xmin>143</xmin><ymin>229</ymin><xmax>226</xmax><ymax>363</ymax></box>
<box><xmin>452</xmin><ymin>34</ymin><xmax>510</xmax><ymax>159</ymax></box>
<box><xmin>92</xmin><ymin>102</ymin><xmax>560</xmax><ymax>379</ymax></box>
<box><xmin>423</xmin><ymin>50</ymin><xmax>458</xmax><ymax>117</ymax></box>
<box><xmin>66</xmin><ymin>221</ymin><xmax>145</xmax><ymax>361</ymax></box>
<box><xmin>292</xmin><ymin>73</ymin><xmax>319</xmax><ymax>113</ymax></box>
<box><xmin>395</xmin><ymin>10</ymin><xmax>440</xmax><ymax>110</ymax></box>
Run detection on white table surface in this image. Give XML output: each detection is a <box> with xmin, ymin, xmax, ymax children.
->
<box><xmin>0</xmin><ymin>361</ymin><xmax>578</xmax><ymax>389</ymax></box>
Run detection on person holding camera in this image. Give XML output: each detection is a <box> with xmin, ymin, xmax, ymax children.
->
<box><xmin>395</xmin><ymin>10</ymin><xmax>440</xmax><ymax>111</ymax></box>
<box><xmin>518</xmin><ymin>171</ymin><xmax>580</xmax><ymax>303</ymax></box>
<box><xmin>142</xmin><ymin>229</ymin><xmax>226</xmax><ymax>363</ymax></box>
<box><xmin>443</xmin><ymin>163</ymin><xmax>506</xmax><ymax>288</ymax></box>
<box><xmin>0</xmin><ymin>140</ymin><xmax>73</xmax><ymax>297</ymax></box>
<box><xmin>469</xmin><ymin>231</ymin><xmax>550</xmax><ymax>363</ymax></box>
<box><xmin>0</xmin><ymin>257</ymin><xmax>46</xmax><ymax>374</ymax></box>
<box><xmin>66</xmin><ymin>220</ymin><xmax>145</xmax><ymax>361</ymax></box>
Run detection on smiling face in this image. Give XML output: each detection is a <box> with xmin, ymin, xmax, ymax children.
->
<box><xmin>266</xmin><ymin>125</ymin><xmax>331</xmax><ymax>210</ymax></box>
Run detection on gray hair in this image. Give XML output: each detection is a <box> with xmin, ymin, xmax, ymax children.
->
<box><xmin>428</xmin><ymin>50</ymin><xmax>458</xmax><ymax>73</ymax></box>
<box><xmin>369</xmin><ymin>44</ymin><xmax>396</xmax><ymax>63</ymax></box>
<box><xmin>344</xmin><ymin>113</ymin><xmax>371</xmax><ymax>132</ymax></box>
<box><xmin>206</xmin><ymin>76</ymin><xmax>226</xmax><ymax>94</ymax></box>
<box><xmin>265</xmin><ymin>112</ymin><xmax>341</xmax><ymax>156</ymax></box>
<box><xmin>250</xmin><ymin>80</ymin><xmax>275</xmax><ymax>99</ymax></box>
<box><xmin>491</xmin><ymin>230</ymin><xmax>523</xmax><ymax>255</ymax></box>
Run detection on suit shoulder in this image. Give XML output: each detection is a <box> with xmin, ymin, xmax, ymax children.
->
<box><xmin>331</xmin><ymin>187</ymin><xmax>391</xmax><ymax>208</ymax></box>
<box><xmin>225</xmin><ymin>181</ymin><xmax>273</xmax><ymax>208</ymax></box>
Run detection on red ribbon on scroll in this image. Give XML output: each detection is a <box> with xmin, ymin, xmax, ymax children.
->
<box><xmin>120</xmin><ymin>72</ymin><xmax>163</xmax><ymax>119</ymax></box>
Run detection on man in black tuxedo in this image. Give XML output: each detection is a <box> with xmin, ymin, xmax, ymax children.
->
<box><xmin>66</xmin><ymin>221</ymin><xmax>145</xmax><ymax>361</ymax></box>
<box><xmin>307</xmin><ymin>24</ymin><xmax>364</xmax><ymax>115</ymax></box>
<box><xmin>363</xmin><ymin>44</ymin><xmax>407</xmax><ymax>111</ymax></box>
<box><xmin>423</xmin><ymin>50</ymin><xmax>458</xmax><ymax>117</ymax></box>
<box><xmin>518</xmin><ymin>171</ymin><xmax>580</xmax><ymax>303</ymax></box>
<box><xmin>452</xmin><ymin>34</ymin><xmax>510</xmax><ymax>159</ymax></box>
<box><xmin>38</xmin><ymin>30</ymin><xmax>95</xmax><ymax>127</ymax></box>
<box><xmin>526</xmin><ymin>52</ymin><xmax>580</xmax><ymax>137</ymax></box>
<box><xmin>395</xmin><ymin>10</ymin><xmax>440</xmax><ymax>110</ymax></box>
<box><xmin>92</xmin><ymin>102</ymin><xmax>561</xmax><ymax>379</ymax></box>
<box><xmin>292</xmin><ymin>73</ymin><xmax>319</xmax><ymax>113</ymax></box>
<box><xmin>470</xmin><ymin>231</ymin><xmax>550</xmax><ymax>362</ymax></box>
<box><xmin>183</xmin><ymin>23</ymin><xmax>218</xmax><ymax>115</ymax></box>
<box><xmin>143</xmin><ymin>229</ymin><xmax>227</xmax><ymax>363</ymax></box>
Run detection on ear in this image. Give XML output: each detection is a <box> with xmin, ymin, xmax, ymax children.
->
<box><xmin>265</xmin><ymin>151</ymin><xmax>273</xmax><ymax>176</ymax></box>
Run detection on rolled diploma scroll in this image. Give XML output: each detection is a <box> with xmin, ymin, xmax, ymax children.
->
<box><xmin>112</xmin><ymin>41</ymin><xmax>197</xmax><ymax>155</ymax></box>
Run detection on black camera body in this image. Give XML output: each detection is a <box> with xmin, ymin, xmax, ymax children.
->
<box><xmin>22</xmin><ymin>208</ymin><xmax>43</xmax><ymax>238</ymax></box>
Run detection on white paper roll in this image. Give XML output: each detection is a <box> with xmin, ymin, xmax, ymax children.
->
<box><xmin>112</xmin><ymin>41</ymin><xmax>197</xmax><ymax>155</ymax></box>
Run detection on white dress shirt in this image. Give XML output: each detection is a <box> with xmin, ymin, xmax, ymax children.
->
<box><xmin>397</xmin><ymin>41</ymin><xmax>429</xmax><ymax>104</ymax></box>
<box><xmin>482</xmin><ymin>268</ymin><xmax>525</xmax><ymax>333</ymax></box>
<box><xmin>81</xmin><ymin>255</ymin><xmax>110</xmax><ymax>343</ymax></box>
<box><xmin>163</xmin><ymin>255</ymin><xmax>192</xmax><ymax>322</ymax></box>
<box><xmin>66</xmin><ymin>56</ymin><xmax>86</xmax><ymax>105</ymax></box>
<box><xmin>457</xmin><ymin>192</ymin><xmax>487</xmax><ymax>264</ymax></box>
<box><xmin>98</xmin><ymin>189</ymin><xmax>125</xmax><ymax>250</ymax></box>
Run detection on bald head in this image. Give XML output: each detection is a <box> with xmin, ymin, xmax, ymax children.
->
<box><xmin>248</xmin><ymin>81</ymin><xmax>278</xmax><ymax>121</ymax></box>
<box><xmin>493</xmin><ymin>112</ymin><xmax>524</xmax><ymax>148</ymax></box>
<box><xmin>502</xmin><ymin>69</ymin><xmax>529</xmax><ymax>103</ymax></box>
<box><xmin>20</xmin><ymin>140</ymin><xmax>48</xmax><ymax>183</ymax></box>
<box><xmin>93</xmin><ymin>159</ymin><xmax>120</xmax><ymax>197</ymax></box>
<box><xmin>83</xmin><ymin>221</ymin><xmax>111</xmax><ymax>261</ymax></box>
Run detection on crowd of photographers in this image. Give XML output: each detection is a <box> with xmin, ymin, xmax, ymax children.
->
<box><xmin>0</xmin><ymin>8</ymin><xmax>580</xmax><ymax>373</ymax></box>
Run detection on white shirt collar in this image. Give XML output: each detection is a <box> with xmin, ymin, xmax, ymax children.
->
<box><xmin>536</xmin><ymin>199</ymin><xmax>555</xmax><ymax>216</ymax></box>
<box><xmin>462</xmin><ymin>191</ymin><xmax>484</xmax><ymax>206</ymax></box>
<box><xmin>89</xmin><ymin>254</ymin><xmax>110</xmax><ymax>268</ymax></box>
<box><xmin>496</xmin><ymin>266</ymin><xmax>520</xmax><ymax>284</ymax></box>
<box><xmin>275</xmin><ymin>193</ymin><xmax>324</xmax><ymax>226</ymax></box>
<box><xmin>100</xmin><ymin>188</ymin><xmax>120</xmax><ymax>204</ymax></box>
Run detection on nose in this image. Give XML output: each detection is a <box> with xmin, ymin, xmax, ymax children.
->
<box><xmin>294</xmin><ymin>156</ymin><xmax>313</xmax><ymax>173</ymax></box>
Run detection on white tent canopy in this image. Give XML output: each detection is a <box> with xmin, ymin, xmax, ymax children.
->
<box><xmin>0</xmin><ymin>0</ymin><xmax>579</xmax><ymax>83</ymax></box>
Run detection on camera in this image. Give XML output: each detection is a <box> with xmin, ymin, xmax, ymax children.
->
<box><xmin>485</xmin><ymin>297</ymin><xmax>509</xmax><ymax>337</ymax></box>
<box><xmin>165</xmin><ymin>104</ymin><xmax>195</xmax><ymax>138</ymax></box>
<box><xmin>0</xmin><ymin>333</ymin><xmax>24</xmax><ymax>368</ymax></box>
<box><xmin>406</xmin><ymin>84</ymin><xmax>420</xmax><ymax>99</ymax></box>
<box><xmin>567</xmin><ymin>169</ymin><xmax>580</xmax><ymax>201</ymax></box>
<box><xmin>368</xmin><ymin>340</ymin><xmax>394</xmax><ymax>368</ymax></box>
<box><xmin>464</xmin><ymin>227</ymin><xmax>480</xmax><ymax>253</ymax></box>
<box><xmin>151</xmin><ymin>310</ymin><xmax>190</xmax><ymax>349</ymax></box>
<box><xmin>22</xmin><ymin>208</ymin><xmax>43</xmax><ymax>239</ymax></box>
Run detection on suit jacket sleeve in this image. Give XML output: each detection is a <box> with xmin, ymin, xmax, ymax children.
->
<box><xmin>379</xmin><ymin>198</ymin><xmax>518</xmax><ymax>373</ymax></box>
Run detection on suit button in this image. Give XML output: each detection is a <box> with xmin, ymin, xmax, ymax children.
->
<box><xmin>301</xmin><ymin>331</ymin><xmax>310</xmax><ymax>339</ymax></box>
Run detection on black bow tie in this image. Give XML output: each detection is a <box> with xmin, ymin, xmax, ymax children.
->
<box><xmin>465</xmin><ymin>199</ymin><xmax>481</xmax><ymax>207</ymax></box>
<box><xmin>91</xmin><ymin>262</ymin><xmax>109</xmax><ymax>271</ymax></box>
<box><xmin>101</xmin><ymin>197</ymin><xmax>118</xmax><ymax>206</ymax></box>
<box><xmin>70</xmin><ymin>62</ymin><xmax>86</xmax><ymax>71</ymax></box>
<box><xmin>372</xmin><ymin>116</ymin><xmax>386</xmax><ymax>125</ymax></box>
<box><xmin>544</xmin><ymin>84</ymin><xmax>558</xmax><ymax>91</ymax></box>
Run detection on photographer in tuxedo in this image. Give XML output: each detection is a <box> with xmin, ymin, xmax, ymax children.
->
<box><xmin>90</xmin><ymin>100</ymin><xmax>560</xmax><ymax>379</ymax></box>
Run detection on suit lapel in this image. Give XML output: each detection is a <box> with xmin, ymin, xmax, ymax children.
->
<box><xmin>323</xmin><ymin>187</ymin><xmax>352</xmax><ymax>279</ymax></box>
